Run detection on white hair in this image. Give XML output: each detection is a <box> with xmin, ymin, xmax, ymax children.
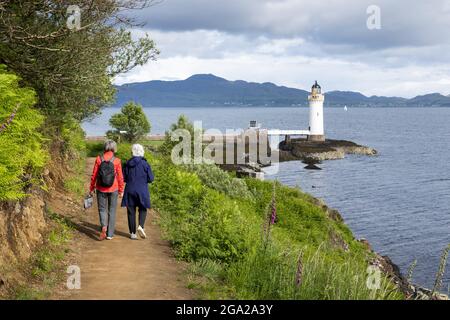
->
<box><xmin>132</xmin><ymin>144</ymin><xmax>145</xmax><ymax>157</ymax></box>
<box><xmin>104</xmin><ymin>139</ymin><xmax>117</xmax><ymax>152</ymax></box>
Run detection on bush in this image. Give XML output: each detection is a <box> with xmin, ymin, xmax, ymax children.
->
<box><xmin>152</xmin><ymin>159</ymin><xmax>254</xmax><ymax>263</ymax></box>
<box><xmin>177</xmin><ymin>189</ymin><xmax>250</xmax><ymax>262</ymax></box>
<box><xmin>0</xmin><ymin>65</ymin><xmax>47</xmax><ymax>200</ymax></box>
<box><xmin>182</xmin><ymin>164</ymin><xmax>254</xmax><ymax>200</ymax></box>
<box><xmin>107</xmin><ymin>101</ymin><xmax>150</xmax><ymax>143</ymax></box>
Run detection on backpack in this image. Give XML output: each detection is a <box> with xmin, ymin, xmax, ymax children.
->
<box><xmin>97</xmin><ymin>155</ymin><xmax>116</xmax><ymax>188</ymax></box>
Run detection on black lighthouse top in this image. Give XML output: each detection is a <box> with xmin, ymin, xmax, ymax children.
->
<box><xmin>312</xmin><ymin>81</ymin><xmax>321</xmax><ymax>94</ymax></box>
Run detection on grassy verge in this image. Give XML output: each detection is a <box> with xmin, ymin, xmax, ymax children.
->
<box><xmin>152</xmin><ymin>159</ymin><xmax>403</xmax><ymax>300</ymax></box>
<box><xmin>10</xmin><ymin>122</ymin><xmax>85</xmax><ymax>299</ymax></box>
<box><xmin>62</xmin><ymin>121</ymin><xmax>87</xmax><ymax>197</ymax></box>
<box><xmin>63</xmin><ymin>158</ymin><xmax>85</xmax><ymax>197</ymax></box>
<box><xmin>11</xmin><ymin>209</ymin><xmax>74</xmax><ymax>300</ymax></box>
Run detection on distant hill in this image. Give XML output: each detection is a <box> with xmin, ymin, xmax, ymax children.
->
<box><xmin>114</xmin><ymin>74</ymin><xmax>450</xmax><ymax>108</ymax></box>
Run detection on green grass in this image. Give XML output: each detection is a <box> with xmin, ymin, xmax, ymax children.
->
<box><xmin>85</xmin><ymin>141</ymin><xmax>105</xmax><ymax>157</ymax></box>
<box><xmin>64</xmin><ymin>157</ymin><xmax>85</xmax><ymax>197</ymax></box>
<box><xmin>12</xmin><ymin>209</ymin><xmax>73</xmax><ymax>300</ymax></box>
<box><xmin>143</xmin><ymin>149</ymin><xmax>403</xmax><ymax>300</ymax></box>
<box><xmin>63</xmin><ymin>121</ymin><xmax>87</xmax><ymax>197</ymax></box>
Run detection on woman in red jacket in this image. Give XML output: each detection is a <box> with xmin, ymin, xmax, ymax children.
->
<box><xmin>89</xmin><ymin>140</ymin><xmax>124</xmax><ymax>241</ymax></box>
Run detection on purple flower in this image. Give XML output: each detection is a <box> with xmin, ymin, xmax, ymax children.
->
<box><xmin>270</xmin><ymin>197</ymin><xmax>277</xmax><ymax>225</ymax></box>
<box><xmin>295</xmin><ymin>255</ymin><xmax>303</xmax><ymax>287</ymax></box>
<box><xmin>0</xmin><ymin>106</ymin><xmax>19</xmax><ymax>134</ymax></box>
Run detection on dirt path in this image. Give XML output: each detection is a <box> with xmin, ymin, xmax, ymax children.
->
<box><xmin>67</xmin><ymin>158</ymin><xmax>193</xmax><ymax>300</ymax></box>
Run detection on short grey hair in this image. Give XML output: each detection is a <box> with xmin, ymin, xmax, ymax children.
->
<box><xmin>132</xmin><ymin>144</ymin><xmax>145</xmax><ymax>157</ymax></box>
<box><xmin>104</xmin><ymin>139</ymin><xmax>117</xmax><ymax>152</ymax></box>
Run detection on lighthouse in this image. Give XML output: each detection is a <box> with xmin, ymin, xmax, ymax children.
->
<box><xmin>308</xmin><ymin>81</ymin><xmax>325</xmax><ymax>142</ymax></box>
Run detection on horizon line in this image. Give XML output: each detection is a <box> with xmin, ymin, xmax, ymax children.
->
<box><xmin>113</xmin><ymin>73</ymin><xmax>450</xmax><ymax>100</ymax></box>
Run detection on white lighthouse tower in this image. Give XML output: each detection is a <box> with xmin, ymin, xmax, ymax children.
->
<box><xmin>308</xmin><ymin>81</ymin><xmax>325</xmax><ymax>142</ymax></box>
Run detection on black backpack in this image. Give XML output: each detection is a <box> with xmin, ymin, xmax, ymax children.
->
<box><xmin>97</xmin><ymin>155</ymin><xmax>116</xmax><ymax>188</ymax></box>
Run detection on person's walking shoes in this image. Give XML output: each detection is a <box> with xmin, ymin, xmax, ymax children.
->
<box><xmin>99</xmin><ymin>226</ymin><xmax>107</xmax><ymax>241</ymax></box>
<box><xmin>106</xmin><ymin>237</ymin><xmax>114</xmax><ymax>240</ymax></box>
<box><xmin>137</xmin><ymin>225</ymin><xmax>147</xmax><ymax>239</ymax></box>
<box><xmin>130</xmin><ymin>233</ymin><xmax>138</xmax><ymax>240</ymax></box>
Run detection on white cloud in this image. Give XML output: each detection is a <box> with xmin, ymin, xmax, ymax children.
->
<box><xmin>115</xmin><ymin>52</ymin><xmax>450</xmax><ymax>98</ymax></box>
<box><xmin>117</xmin><ymin>1</ymin><xmax>450</xmax><ymax>97</ymax></box>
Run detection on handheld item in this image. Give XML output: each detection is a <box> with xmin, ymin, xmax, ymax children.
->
<box><xmin>84</xmin><ymin>194</ymin><xmax>94</xmax><ymax>210</ymax></box>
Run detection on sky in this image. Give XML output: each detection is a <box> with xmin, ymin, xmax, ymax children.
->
<box><xmin>113</xmin><ymin>0</ymin><xmax>450</xmax><ymax>98</ymax></box>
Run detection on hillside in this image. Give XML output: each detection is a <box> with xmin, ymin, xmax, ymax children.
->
<box><xmin>114</xmin><ymin>74</ymin><xmax>450</xmax><ymax>107</ymax></box>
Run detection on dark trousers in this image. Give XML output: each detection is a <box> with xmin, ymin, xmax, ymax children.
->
<box><xmin>127</xmin><ymin>206</ymin><xmax>147</xmax><ymax>234</ymax></box>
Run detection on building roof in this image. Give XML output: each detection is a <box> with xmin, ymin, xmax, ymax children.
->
<box><xmin>312</xmin><ymin>80</ymin><xmax>321</xmax><ymax>90</ymax></box>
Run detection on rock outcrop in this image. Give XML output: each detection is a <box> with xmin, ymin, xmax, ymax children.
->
<box><xmin>279</xmin><ymin>138</ymin><xmax>377</xmax><ymax>162</ymax></box>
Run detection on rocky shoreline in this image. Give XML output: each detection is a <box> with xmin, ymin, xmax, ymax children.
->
<box><xmin>309</xmin><ymin>197</ymin><xmax>448</xmax><ymax>300</ymax></box>
<box><xmin>279</xmin><ymin>138</ymin><xmax>377</xmax><ymax>162</ymax></box>
<box><xmin>220</xmin><ymin>137</ymin><xmax>378</xmax><ymax>175</ymax></box>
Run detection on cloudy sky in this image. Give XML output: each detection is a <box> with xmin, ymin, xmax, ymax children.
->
<box><xmin>114</xmin><ymin>0</ymin><xmax>450</xmax><ymax>98</ymax></box>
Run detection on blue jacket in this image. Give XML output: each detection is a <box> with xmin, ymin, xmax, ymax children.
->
<box><xmin>121</xmin><ymin>157</ymin><xmax>154</xmax><ymax>209</ymax></box>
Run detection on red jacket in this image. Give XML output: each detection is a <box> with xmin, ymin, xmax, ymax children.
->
<box><xmin>90</xmin><ymin>151</ymin><xmax>124</xmax><ymax>194</ymax></box>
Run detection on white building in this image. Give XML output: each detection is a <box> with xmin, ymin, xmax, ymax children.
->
<box><xmin>308</xmin><ymin>81</ymin><xmax>325</xmax><ymax>142</ymax></box>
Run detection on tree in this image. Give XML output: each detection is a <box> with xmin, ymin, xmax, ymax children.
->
<box><xmin>107</xmin><ymin>101</ymin><xmax>150</xmax><ymax>143</ymax></box>
<box><xmin>160</xmin><ymin>114</ymin><xmax>197</xmax><ymax>156</ymax></box>
<box><xmin>0</xmin><ymin>1</ymin><xmax>159</xmax><ymax>130</ymax></box>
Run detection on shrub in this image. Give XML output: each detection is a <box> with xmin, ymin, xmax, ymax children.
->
<box><xmin>0</xmin><ymin>65</ymin><xmax>47</xmax><ymax>200</ymax></box>
<box><xmin>107</xmin><ymin>101</ymin><xmax>150</xmax><ymax>143</ymax></box>
<box><xmin>179</xmin><ymin>189</ymin><xmax>250</xmax><ymax>262</ymax></box>
<box><xmin>182</xmin><ymin>164</ymin><xmax>254</xmax><ymax>200</ymax></box>
<box><xmin>152</xmin><ymin>158</ymin><xmax>255</xmax><ymax>263</ymax></box>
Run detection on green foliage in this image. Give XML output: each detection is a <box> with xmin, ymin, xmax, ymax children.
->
<box><xmin>152</xmin><ymin>159</ymin><xmax>256</xmax><ymax>263</ymax></box>
<box><xmin>160</xmin><ymin>115</ymin><xmax>196</xmax><ymax>156</ymax></box>
<box><xmin>148</xmin><ymin>150</ymin><xmax>403</xmax><ymax>300</ymax></box>
<box><xmin>0</xmin><ymin>2</ymin><xmax>159</xmax><ymax>125</ymax></box>
<box><xmin>0</xmin><ymin>65</ymin><xmax>47</xmax><ymax>201</ymax></box>
<box><xmin>245</xmin><ymin>179</ymin><xmax>364</xmax><ymax>255</ymax></box>
<box><xmin>89</xmin><ymin>140</ymin><xmax>401</xmax><ymax>299</ymax></box>
<box><xmin>107</xmin><ymin>102</ymin><xmax>151</xmax><ymax>143</ymax></box>
<box><xmin>60</xmin><ymin>119</ymin><xmax>86</xmax><ymax>197</ymax></box>
<box><xmin>86</xmin><ymin>141</ymin><xmax>106</xmax><ymax>157</ymax></box>
<box><xmin>13</xmin><ymin>210</ymin><xmax>73</xmax><ymax>300</ymax></box>
<box><xmin>228</xmin><ymin>242</ymin><xmax>402</xmax><ymax>300</ymax></box>
<box><xmin>61</xmin><ymin>119</ymin><xmax>86</xmax><ymax>157</ymax></box>
<box><xmin>32</xmin><ymin>212</ymin><xmax>72</xmax><ymax>279</ymax></box>
<box><xmin>432</xmin><ymin>244</ymin><xmax>450</xmax><ymax>296</ymax></box>
<box><xmin>182</xmin><ymin>164</ymin><xmax>254</xmax><ymax>200</ymax></box>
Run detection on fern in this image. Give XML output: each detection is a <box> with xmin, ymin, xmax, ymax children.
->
<box><xmin>0</xmin><ymin>65</ymin><xmax>47</xmax><ymax>201</ymax></box>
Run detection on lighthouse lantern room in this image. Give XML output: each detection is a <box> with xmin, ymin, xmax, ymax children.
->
<box><xmin>308</xmin><ymin>81</ymin><xmax>325</xmax><ymax>142</ymax></box>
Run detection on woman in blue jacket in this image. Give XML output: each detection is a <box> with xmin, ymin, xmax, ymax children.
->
<box><xmin>121</xmin><ymin>144</ymin><xmax>154</xmax><ymax>240</ymax></box>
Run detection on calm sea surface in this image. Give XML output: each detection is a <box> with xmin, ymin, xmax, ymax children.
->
<box><xmin>83</xmin><ymin>107</ymin><xmax>450</xmax><ymax>290</ymax></box>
